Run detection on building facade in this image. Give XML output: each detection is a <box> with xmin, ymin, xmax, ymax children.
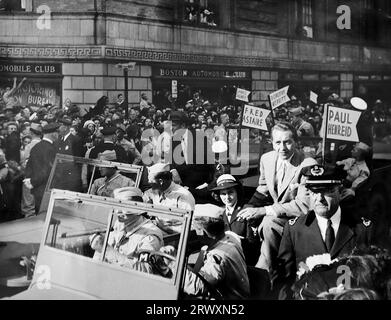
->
<box><xmin>1</xmin><ymin>0</ymin><xmax>391</xmax><ymax>109</ymax></box>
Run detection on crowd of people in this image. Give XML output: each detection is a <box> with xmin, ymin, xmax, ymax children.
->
<box><xmin>1</xmin><ymin>84</ymin><xmax>391</xmax><ymax>300</ymax></box>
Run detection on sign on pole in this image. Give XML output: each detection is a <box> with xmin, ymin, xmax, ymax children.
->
<box><xmin>235</xmin><ymin>88</ymin><xmax>251</xmax><ymax>102</ymax></box>
<box><xmin>326</xmin><ymin>106</ymin><xmax>361</xmax><ymax>142</ymax></box>
<box><xmin>171</xmin><ymin>80</ymin><xmax>178</xmax><ymax>99</ymax></box>
<box><xmin>269</xmin><ymin>86</ymin><xmax>290</xmax><ymax>110</ymax></box>
<box><xmin>241</xmin><ymin>104</ymin><xmax>271</xmax><ymax>131</ymax></box>
<box><xmin>310</xmin><ymin>91</ymin><xmax>318</xmax><ymax>104</ymax></box>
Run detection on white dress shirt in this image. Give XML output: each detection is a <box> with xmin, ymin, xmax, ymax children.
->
<box><xmin>315</xmin><ymin>207</ymin><xmax>341</xmax><ymax>242</ymax></box>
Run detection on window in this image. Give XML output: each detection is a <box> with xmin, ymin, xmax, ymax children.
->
<box><xmin>0</xmin><ymin>0</ymin><xmax>32</xmax><ymax>12</ymax></box>
<box><xmin>184</xmin><ymin>0</ymin><xmax>219</xmax><ymax>27</ymax></box>
<box><xmin>294</xmin><ymin>0</ymin><xmax>314</xmax><ymax>38</ymax></box>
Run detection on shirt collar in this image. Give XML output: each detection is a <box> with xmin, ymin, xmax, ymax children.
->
<box><xmin>315</xmin><ymin>207</ymin><xmax>341</xmax><ymax>227</ymax></box>
<box><xmin>42</xmin><ymin>137</ymin><xmax>53</xmax><ymax>144</ymax></box>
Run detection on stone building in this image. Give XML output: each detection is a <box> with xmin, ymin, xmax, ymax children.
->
<box><xmin>1</xmin><ymin>0</ymin><xmax>391</xmax><ymax>109</ymax></box>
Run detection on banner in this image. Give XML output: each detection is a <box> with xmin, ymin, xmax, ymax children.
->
<box><xmin>235</xmin><ymin>88</ymin><xmax>251</xmax><ymax>102</ymax></box>
<box><xmin>326</xmin><ymin>106</ymin><xmax>361</xmax><ymax>142</ymax></box>
<box><xmin>242</xmin><ymin>105</ymin><xmax>271</xmax><ymax>131</ymax></box>
<box><xmin>269</xmin><ymin>86</ymin><xmax>290</xmax><ymax>109</ymax></box>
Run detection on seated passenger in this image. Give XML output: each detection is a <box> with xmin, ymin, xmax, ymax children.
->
<box><xmin>183</xmin><ymin>204</ymin><xmax>250</xmax><ymax>300</ymax></box>
<box><xmin>336</xmin><ymin>142</ymin><xmax>371</xmax><ymax>200</ymax></box>
<box><xmin>211</xmin><ymin>174</ymin><xmax>260</xmax><ymax>266</ymax></box>
<box><xmin>89</xmin><ymin>187</ymin><xmax>164</xmax><ymax>271</ymax></box>
<box><xmin>90</xmin><ymin>150</ymin><xmax>135</xmax><ymax>197</ymax></box>
<box><xmin>143</xmin><ymin>163</ymin><xmax>195</xmax><ymax>234</ymax></box>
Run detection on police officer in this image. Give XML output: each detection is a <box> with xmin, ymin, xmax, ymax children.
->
<box><xmin>275</xmin><ymin>165</ymin><xmax>374</xmax><ymax>299</ymax></box>
<box><xmin>90</xmin><ymin>150</ymin><xmax>135</xmax><ymax>197</ymax></box>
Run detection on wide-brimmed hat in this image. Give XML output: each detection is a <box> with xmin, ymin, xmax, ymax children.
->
<box><xmin>113</xmin><ymin>187</ymin><xmax>143</xmax><ymax>202</ymax></box>
<box><xmin>211</xmin><ymin>174</ymin><xmax>239</xmax><ymax>192</ymax></box>
<box><xmin>30</xmin><ymin>122</ymin><xmax>42</xmax><ymax>134</ymax></box>
<box><xmin>98</xmin><ymin>150</ymin><xmax>117</xmax><ymax>168</ymax></box>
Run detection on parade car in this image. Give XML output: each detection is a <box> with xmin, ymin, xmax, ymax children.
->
<box><xmin>0</xmin><ymin>154</ymin><xmax>144</xmax><ymax>297</ymax></box>
<box><xmin>7</xmin><ymin>190</ymin><xmax>193</xmax><ymax>299</ymax></box>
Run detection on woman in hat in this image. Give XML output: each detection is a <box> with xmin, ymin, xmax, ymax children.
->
<box><xmin>211</xmin><ymin>174</ymin><xmax>260</xmax><ymax>266</ymax></box>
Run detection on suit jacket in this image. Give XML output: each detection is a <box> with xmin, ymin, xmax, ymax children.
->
<box><xmin>248</xmin><ymin>149</ymin><xmax>317</xmax><ymax>218</ymax></box>
<box><xmin>275</xmin><ymin>209</ymin><xmax>374</xmax><ymax>298</ymax></box>
<box><xmin>223</xmin><ymin>204</ymin><xmax>261</xmax><ymax>266</ymax></box>
<box><xmin>25</xmin><ymin>140</ymin><xmax>57</xmax><ymax>190</ymax></box>
<box><xmin>57</xmin><ymin>134</ymin><xmax>84</xmax><ymax>158</ymax></box>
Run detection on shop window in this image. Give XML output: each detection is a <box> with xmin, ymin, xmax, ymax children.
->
<box><xmin>184</xmin><ymin>0</ymin><xmax>218</xmax><ymax>27</ymax></box>
<box><xmin>362</xmin><ymin>0</ymin><xmax>378</xmax><ymax>43</ymax></box>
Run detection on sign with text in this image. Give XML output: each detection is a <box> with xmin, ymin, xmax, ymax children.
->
<box><xmin>0</xmin><ymin>62</ymin><xmax>62</xmax><ymax>75</ymax></box>
<box><xmin>269</xmin><ymin>86</ymin><xmax>290</xmax><ymax>109</ymax></box>
<box><xmin>0</xmin><ymin>79</ymin><xmax>61</xmax><ymax>108</ymax></box>
<box><xmin>235</xmin><ymin>88</ymin><xmax>250</xmax><ymax>102</ymax></box>
<box><xmin>171</xmin><ymin>80</ymin><xmax>178</xmax><ymax>99</ymax></box>
<box><xmin>153</xmin><ymin>67</ymin><xmax>250</xmax><ymax>80</ymax></box>
<box><xmin>242</xmin><ymin>105</ymin><xmax>271</xmax><ymax>131</ymax></box>
<box><xmin>326</xmin><ymin>106</ymin><xmax>361</xmax><ymax>142</ymax></box>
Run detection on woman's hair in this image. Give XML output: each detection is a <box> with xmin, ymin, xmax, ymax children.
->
<box><xmin>334</xmin><ymin>288</ymin><xmax>379</xmax><ymax>300</ymax></box>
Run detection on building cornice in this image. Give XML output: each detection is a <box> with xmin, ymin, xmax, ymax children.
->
<box><xmin>0</xmin><ymin>44</ymin><xmax>390</xmax><ymax>73</ymax></box>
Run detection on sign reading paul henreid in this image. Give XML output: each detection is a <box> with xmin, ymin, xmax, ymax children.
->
<box><xmin>242</xmin><ymin>104</ymin><xmax>271</xmax><ymax>131</ymax></box>
<box><xmin>326</xmin><ymin>106</ymin><xmax>361</xmax><ymax>142</ymax></box>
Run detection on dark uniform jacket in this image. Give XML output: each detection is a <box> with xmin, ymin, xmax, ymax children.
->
<box><xmin>54</xmin><ymin>134</ymin><xmax>85</xmax><ymax>192</ymax></box>
<box><xmin>275</xmin><ymin>209</ymin><xmax>373</xmax><ymax>299</ymax></box>
<box><xmin>222</xmin><ymin>204</ymin><xmax>261</xmax><ymax>266</ymax></box>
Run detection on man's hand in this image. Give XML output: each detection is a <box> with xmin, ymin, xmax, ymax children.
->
<box><xmin>237</xmin><ymin>207</ymin><xmax>266</xmax><ymax>227</ymax></box>
<box><xmin>341</xmin><ymin>188</ymin><xmax>355</xmax><ymax>200</ymax></box>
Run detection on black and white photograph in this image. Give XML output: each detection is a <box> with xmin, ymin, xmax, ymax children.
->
<box><xmin>0</xmin><ymin>0</ymin><xmax>391</xmax><ymax>304</ymax></box>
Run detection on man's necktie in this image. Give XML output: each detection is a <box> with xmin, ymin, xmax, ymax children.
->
<box><xmin>325</xmin><ymin>219</ymin><xmax>335</xmax><ymax>252</ymax></box>
<box><xmin>277</xmin><ymin>161</ymin><xmax>286</xmax><ymax>193</ymax></box>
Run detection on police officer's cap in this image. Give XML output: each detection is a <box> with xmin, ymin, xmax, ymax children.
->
<box><xmin>101</xmin><ymin>126</ymin><xmax>117</xmax><ymax>136</ymax></box>
<box><xmin>303</xmin><ymin>165</ymin><xmax>343</xmax><ymax>192</ymax></box>
<box><xmin>42</xmin><ymin>122</ymin><xmax>60</xmax><ymax>134</ymax></box>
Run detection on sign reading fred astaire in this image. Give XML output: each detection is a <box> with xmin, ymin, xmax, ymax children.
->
<box><xmin>242</xmin><ymin>104</ymin><xmax>271</xmax><ymax>131</ymax></box>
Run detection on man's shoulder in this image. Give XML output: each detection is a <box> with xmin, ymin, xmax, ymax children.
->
<box><xmin>260</xmin><ymin>150</ymin><xmax>277</xmax><ymax>162</ymax></box>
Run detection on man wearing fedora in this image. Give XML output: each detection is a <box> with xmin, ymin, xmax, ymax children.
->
<box><xmin>275</xmin><ymin>165</ymin><xmax>374</xmax><ymax>299</ymax></box>
<box><xmin>21</xmin><ymin>122</ymin><xmax>42</xmax><ymax>217</ymax></box>
<box><xmin>238</xmin><ymin>122</ymin><xmax>317</xmax><ymax>275</ymax></box>
<box><xmin>25</xmin><ymin>122</ymin><xmax>60</xmax><ymax>214</ymax></box>
<box><xmin>89</xmin><ymin>150</ymin><xmax>135</xmax><ymax>198</ymax></box>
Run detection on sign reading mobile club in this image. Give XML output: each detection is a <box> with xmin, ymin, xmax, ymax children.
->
<box><xmin>242</xmin><ymin>104</ymin><xmax>271</xmax><ymax>131</ymax></box>
<box><xmin>0</xmin><ymin>62</ymin><xmax>62</xmax><ymax>75</ymax></box>
<box><xmin>153</xmin><ymin>67</ymin><xmax>250</xmax><ymax>80</ymax></box>
<box><xmin>269</xmin><ymin>86</ymin><xmax>290</xmax><ymax>109</ymax></box>
<box><xmin>326</xmin><ymin>106</ymin><xmax>361</xmax><ymax>142</ymax></box>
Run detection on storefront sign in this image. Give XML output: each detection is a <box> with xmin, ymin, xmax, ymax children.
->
<box><xmin>154</xmin><ymin>67</ymin><xmax>250</xmax><ymax>80</ymax></box>
<box><xmin>0</xmin><ymin>62</ymin><xmax>61</xmax><ymax>75</ymax></box>
<box><xmin>326</xmin><ymin>106</ymin><xmax>361</xmax><ymax>142</ymax></box>
<box><xmin>269</xmin><ymin>86</ymin><xmax>290</xmax><ymax>109</ymax></box>
<box><xmin>242</xmin><ymin>105</ymin><xmax>270</xmax><ymax>131</ymax></box>
<box><xmin>235</xmin><ymin>88</ymin><xmax>250</xmax><ymax>102</ymax></box>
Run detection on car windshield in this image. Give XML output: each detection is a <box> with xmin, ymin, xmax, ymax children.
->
<box><xmin>44</xmin><ymin>192</ymin><xmax>189</xmax><ymax>284</ymax></box>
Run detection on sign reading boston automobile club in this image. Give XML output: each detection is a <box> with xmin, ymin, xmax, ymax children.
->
<box><xmin>154</xmin><ymin>67</ymin><xmax>250</xmax><ymax>80</ymax></box>
<box><xmin>0</xmin><ymin>62</ymin><xmax>61</xmax><ymax>75</ymax></box>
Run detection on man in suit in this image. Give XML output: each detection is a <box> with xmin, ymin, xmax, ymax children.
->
<box><xmin>238</xmin><ymin>122</ymin><xmax>317</xmax><ymax>273</ymax></box>
<box><xmin>275</xmin><ymin>165</ymin><xmax>374</xmax><ymax>299</ymax></box>
<box><xmin>53</xmin><ymin>116</ymin><xmax>85</xmax><ymax>192</ymax></box>
<box><xmin>24</xmin><ymin>122</ymin><xmax>60</xmax><ymax>214</ymax></box>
